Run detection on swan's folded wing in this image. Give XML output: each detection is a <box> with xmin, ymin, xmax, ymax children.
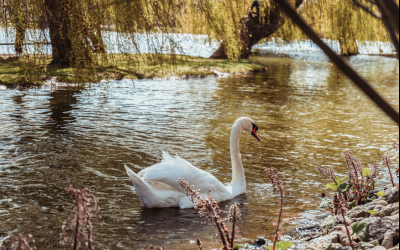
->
<box><xmin>137</xmin><ymin>151</ymin><xmax>227</xmax><ymax>195</ymax></box>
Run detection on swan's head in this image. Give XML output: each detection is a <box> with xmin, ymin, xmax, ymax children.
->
<box><xmin>235</xmin><ymin>117</ymin><xmax>261</xmax><ymax>141</ymax></box>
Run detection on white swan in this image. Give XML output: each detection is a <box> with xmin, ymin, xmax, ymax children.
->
<box><xmin>124</xmin><ymin>117</ymin><xmax>261</xmax><ymax>209</ymax></box>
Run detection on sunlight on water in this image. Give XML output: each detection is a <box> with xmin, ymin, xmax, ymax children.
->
<box><xmin>0</xmin><ymin>54</ymin><xmax>398</xmax><ymax>249</ymax></box>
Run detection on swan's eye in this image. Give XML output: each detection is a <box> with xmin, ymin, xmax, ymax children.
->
<box><xmin>252</xmin><ymin>123</ymin><xmax>258</xmax><ymax>132</ymax></box>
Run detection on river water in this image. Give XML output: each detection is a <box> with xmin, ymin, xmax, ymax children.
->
<box><xmin>0</xmin><ymin>52</ymin><xmax>398</xmax><ymax>249</ymax></box>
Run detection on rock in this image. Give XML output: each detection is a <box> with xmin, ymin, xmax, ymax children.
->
<box><xmin>371</xmin><ymin>199</ymin><xmax>389</xmax><ymax>207</ymax></box>
<box><xmin>388</xmin><ymin>246</ymin><xmax>399</xmax><ymax>250</ymax></box>
<box><xmin>306</xmin><ymin>243</ymin><xmax>348</xmax><ymax>250</ymax></box>
<box><xmin>378</xmin><ymin>203</ymin><xmax>399</xmax><ymax>218</ymax></box>
<box><xmin>347</xmin><ymin>206</ymin><xmax>368</xmax><ymax>219</ymax></box>
<box><xmin>329</xmin><ymin>225</ymin><xmax>346</xmax><ymax>235</ymax></box>
<box><xmin>253</xmin><ymin>237</ymin><xmax>267</xmax><ymax>247</ymax></box>
<box><xmin>321</xmin><ymin>215</ymin><xmax>335</xmax><ymax>229</ymax></box>
<box><xmin>382</xmin><ymin>187</ymin><xmax>399</xmax><ymax>204</ymax></box>
<box><xmin>382</xmin><ymin>230</ymin><xmax>399</xmax><ymax>249</ymax></box>
<box><xmin>332</xmin><ymin>216</ymin><xmax>354</xmax><ymax>228</ymax></box>
<box><xmin>371</xmin><ymin>247</ymin><xmax>388</xmax><ymax>250</ymax></box>
<box><xmin>359</xmin><ymin>216</ymin><xmax>399</xmax><ymax>243</ymax></box>
<box><xmin>391</xmin><ymin>209</ymin><xmax>399</xmax><ymax>216</ymax></box>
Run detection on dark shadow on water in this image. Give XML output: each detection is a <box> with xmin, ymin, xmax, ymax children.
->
<box><xmin>133</xmin><ymin>194</ymin><xmax>249</xmax><ymax>246</ymax></box>
<box><xmin>46</xmin><ymin>89</ymin><xmax>79</xmax><ymax>132</ymax></box>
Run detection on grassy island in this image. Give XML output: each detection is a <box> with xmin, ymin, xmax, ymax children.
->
<box><xmin>0</xmin><ymin>54</ymin><xmax>266</xmax><ymax>86</ymax></box>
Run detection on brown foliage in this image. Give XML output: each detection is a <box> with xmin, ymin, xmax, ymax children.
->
<box><xmin>265</xmin><ymin>169</ymin><xmax>289</xmax><ymax>250</ymax></box>
<box><xmin>2</xmin><ymin>235</ymin><xmax>36</xmax><ymax>250</ymax></box>
<box><xmin>178</xmin><ymin>179</ymin><xmax>241</xmax><ymax>250</ymax></box>
<box><xmin>60</xmin><ymin>186</ymin><xmax>101</xmax><ymax>250</ymax></box>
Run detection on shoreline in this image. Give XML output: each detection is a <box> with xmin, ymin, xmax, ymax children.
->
<box><xmin>239</xmin><ymin>187</ymin><xmax>399</xmax><ymax>250</ymax></box>
<box><xmin>0</xmin><ymin>54</ymin><xmax>266</xmax><ymax>87</ymax></box>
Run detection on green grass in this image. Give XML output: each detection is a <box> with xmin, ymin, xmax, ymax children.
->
<box><xmin>0</xmin><ymin>54</ymin><xmax>266</xmax><ymax>86</ymax></box>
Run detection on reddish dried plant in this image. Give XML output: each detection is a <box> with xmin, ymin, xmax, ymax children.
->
<box><xmin>333</xmin><ymin>194</ymin><xmax>355</xmax><ymax>250</ymax></box>
<box><xmin>344</xmin><ymin>152</ymin><xmax>363</xmax><ymax>189</ymax></box>
<box><xmin>319</xmin><ymin>152</ymin><xmax>380</xmax><ymax>206</ymax></box>
<box><xmin>178</xmin><ymin>179</ymin><xmax>241</xmax><ymax>250</ymax></box>
<box><xmin>2</xmin><ymin>234</ymin><xmax>36</xmax><ymax>250</ymax></box>
<box><xmin>383</xmin><ymin>155</ymin><xmax>396</xmax><ymax>187</ymax></box>
<box><xmin>393</xmin><ymin>136</ymin><xmax>399</xmax><ymax>181</ymax></box>
<box><xmin>265</xmin><ymin>169</ymin><xmax>289</xmax><ymax>250</ymax></box>
<box><xmin>60</xmin><ymin>186</ymin><xmax>101</xmax><ymax>250</ymax></box>
<box><xmin>317</xmin><ymin>166</ymin><xmax>337</xmax><ymax>184</ymax></box>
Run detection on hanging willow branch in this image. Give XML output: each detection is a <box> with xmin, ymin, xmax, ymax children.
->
<box><xmin>275</xmin><ymin>0</ymin><xmax>399</xmax><ymax>125</ymax></box>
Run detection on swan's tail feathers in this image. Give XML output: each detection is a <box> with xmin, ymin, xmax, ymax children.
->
<box><xmin>161</xmin><ymin>150</ymin><xmax>174</xmax><ymax>162</ymax></box>
<box><xmin>124</xmin><ymin>165</ymin><xmax>153</xmax><ymax>207</ymax></box>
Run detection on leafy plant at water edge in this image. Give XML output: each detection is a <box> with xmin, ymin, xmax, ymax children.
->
<box><xmin>60</xmin><ymin>186</ymin><xmax>101</xmax><ymax>250</ymax></box>
<box><xmin>178</xmin><ymin>179</ymin><xmax>241</xmax><ymax>250</ymax></box>
<box><xmin>265</xmin><ymin>169</ymin><xmax>291</xmax><ymax>250</ymax></box>
<box><xmin>317</xmin><ymin>151</ymin><xmax>381</xmax><ymax>208</ymax></box>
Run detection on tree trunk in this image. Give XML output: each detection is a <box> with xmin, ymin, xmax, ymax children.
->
<box><xmin>45</xmin><ymin>0</ymin><xmax>73</xmax><ymax>65</ymax></box>
<box><xmin>210</xmin><ymin>0</ymin><xmax>304</xmax><ymax>59</ymax></box>
<box><xmin>45</xmin><ymin>0</ymin><xmax>106</xmax><ymax>66</ymax></box>
<box><xmin>14</xmin><ymin>19</ymin><xmax>25</xmax><ymax>54</ymax></box>
<box><xmin>11</xmin><ymin>1</ymin><xmax>26</xmax><ymax>54</ymax></box>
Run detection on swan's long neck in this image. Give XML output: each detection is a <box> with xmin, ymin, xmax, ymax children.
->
<box><xmin>230</xmin><ymin>123</ymin><xmax>246</xmax><ymax>192</ymax></box>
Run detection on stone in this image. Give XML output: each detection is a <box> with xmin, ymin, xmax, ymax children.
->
<box><xmin>347</xmin><ymin>206</ymin><xmax>368</xmax><ymax>219</ymax></box>
<box><xmin>382</xmin><ymin>187</ymin><xmax>400</xmax><ymax>204</ymax></box>
<box><xmin>334</xmin><ymin>216</ymin><xmax>353</xmax><ymax>227</ymax></box>
<box><xmin>321</xmin><ymin>215</ymin><xmax>335</xmax><ymax>229</ymax></box>
<box><xmin>370</xmin><ymin>247</ymin><xmax>388</xmax><ymax>250</ymax></box>
<box><xmin>329</xmin><ymin>225</ymin><xmax>347</xmax><ymax>235</ymax></box>
<box><xmin>382</xmin><ymin>230</ymin><xmax>398</xmax><ymax>249</ymax></box>
<box><xmin>363</xmin><ymin>217</ymin><xmax>399</xmax><ymax>243</ymax></box>
<box><xmin>391</xmin><ymin>209</ymin><xmax>399</xmax><ymax>216</ymax></box>
<box><xmin>305</xmin><ymin>243</ymin><xmax>348</xmax><ymax>250</ymax></box>
<box><xmin>388</xmin><ymin>246</ymin><xmax>399</xmax><ymax>250</ymax></box>
<box><xmin>378</xmin><ymin>203</ymin><xmax>399</xmax><ymax>218</ymax></box>
<box><xmin>371</xmin><ymin>199</ymin><xmax>389</xmax><ymax>207</ymax></box>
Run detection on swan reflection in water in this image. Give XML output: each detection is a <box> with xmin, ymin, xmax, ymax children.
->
<box><xmin>131</xmin><ymin>194</ymin><xmax>249</xmax><ymax>248</ymax></box>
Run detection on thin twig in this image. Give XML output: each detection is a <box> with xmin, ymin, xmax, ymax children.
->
<box><xmin>275</xmin><ymin>0</ymin><xmax>399</xmax><ymax>125</ymax></box>
<box><xmin>351</xmin><ymin>0</ymin><xmax>381</xmax><ymax>19</ymax></box>
<box><xmin>376</xmin><ymin>0</ymin><xmax>400</xmax><ymax>58</ymax></box>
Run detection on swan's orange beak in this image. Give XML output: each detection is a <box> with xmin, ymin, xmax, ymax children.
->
<box><xmin>252</xmin><ymin>127</ymin><xmax>261</xmax><ymax>141</ymax></box>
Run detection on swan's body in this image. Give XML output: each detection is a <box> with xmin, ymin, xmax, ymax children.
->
<box><xmin>125</xmin><ymin>117</ymin><xmax>260</xmax><ymax>209</ymax></box>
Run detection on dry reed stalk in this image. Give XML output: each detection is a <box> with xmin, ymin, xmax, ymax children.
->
<box><xmin>178</xmin><ymin>179</ymin><xmax>241</xmax><ymax>250</ymax></box>
<box><xmin>3</xmin><ymin>234</ymin><xmax>36</xmax><ymax>250</ymax></box>
<box><xmin>265</xmin><ymin>169</ymin><xmax>289</xmax><ymax>250</ymax></box>
<box><xmin>317</xmin><ymin>166</ymin><xmax>337</xmax><ymax>184</ymax></box>
<box><xmin>383</xmin><ymin>155</ymin><xmax>396</xmax><ymax>187</ymax></box>
<box><xmin>60</xmin><ymin>186</ymin><xmax>101</xmax><ymax>250</ymax></box>
<box><xmin>333</xmin><ymin>194</ymin><xmax>355</xmax><ymax>250</ymax></box>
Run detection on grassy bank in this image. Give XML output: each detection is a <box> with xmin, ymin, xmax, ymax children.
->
<box><xmin>0</xmin><ymin>54</ymin><xmax>266</xmax><ymax>86</ymax></box>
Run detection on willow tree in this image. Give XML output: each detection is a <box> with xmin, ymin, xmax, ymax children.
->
<box><xmin>178</xmin><ymin>0</ymin><xmax>393</xmax><ymax>58</ymax></box>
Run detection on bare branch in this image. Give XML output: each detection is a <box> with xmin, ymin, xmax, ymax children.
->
<box><xmin>375</xmin><ymin>0</ymin><xmax>400</xmax><ymax>58</ymax></box>
<box><xmin>351</xmin><ymin>0</ymin><xmax>382</xmax><ymax>19</ymax></box>
<box><xmin>275</xmin><ymin>0</ymin><xmax>399</xmax><ymax>125</ymax></box>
